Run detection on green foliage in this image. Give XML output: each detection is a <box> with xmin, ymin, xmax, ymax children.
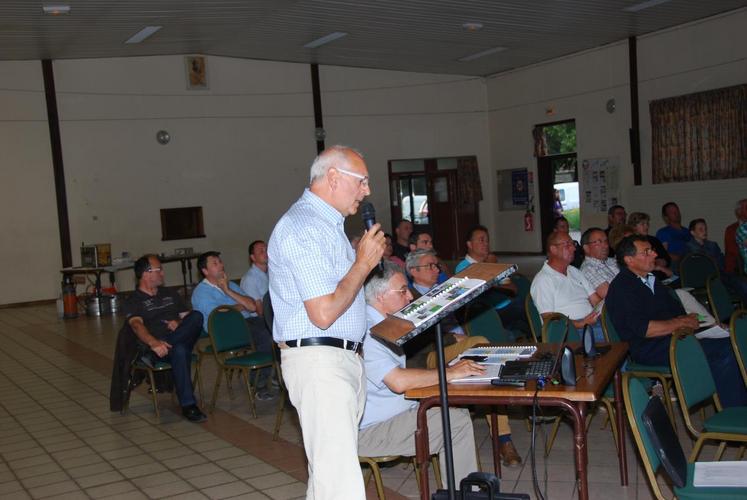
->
<box><xmin>544</xmin><ymin>122</ymin><xmax>576</xmax><ymax>155</ymax></box>
<box><xmin>564</xmin><ymin>208</ymin><xmax>580</xmax><ymax>231</ymax></box>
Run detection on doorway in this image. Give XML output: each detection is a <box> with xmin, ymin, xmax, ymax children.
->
<box><xmin>535</xmin><ymin>120</ymin><xmax>578</xmax><ymax>250</ymax></box>
<box><xmin>389</xmin><ymin>157</ymin><xmax>479</xmax><ymax>261</ymax></box>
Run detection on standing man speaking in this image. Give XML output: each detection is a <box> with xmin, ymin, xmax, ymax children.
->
<box><xmin>269</xmin><ymin>146</ymin><xmax>385</xmax><ymax>499</ymax></box>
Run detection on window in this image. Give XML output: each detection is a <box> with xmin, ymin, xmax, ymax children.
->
<box><xmin>160</xmin><ymin>206</ymin><xmax>205</xmax><ymax>241</ymax></box>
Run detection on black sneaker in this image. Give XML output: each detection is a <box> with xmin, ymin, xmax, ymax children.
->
<box><xmin>182</xmin><ymin>405</ymin><xmax>207</xmax><ymax>423</ymax></box>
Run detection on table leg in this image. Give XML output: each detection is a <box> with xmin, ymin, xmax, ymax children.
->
<box><xmin>94</xmin><ymin>271</ymin><xmax>104</xmax><ymax>315</ymax></box>
<box><xmin>614</xmin><ymin>369</ymin><xmax>628</xmax><ymax>485</ymax></box>
<box><xmin>490</xmin><ymin>412</ymin><xmax>501</xmax><ymax>477</ymax></box>
<box><xmin>415</xmin><ymin>400</ymin><xmax>432</xmax><ymax>500</ymax></box>
<box><xmin>571</xmin><ymin>402</ymin><xmax>589</xmax><ymax>500</ymax></box>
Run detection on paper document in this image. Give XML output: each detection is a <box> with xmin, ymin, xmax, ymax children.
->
<box><xmin>450</xmin><ymin>363</ymin><xmax>505</xmax><ymax>384</ymax></box>
<box><xmin>695</xmin><ymin>325</ymin><xmax>730</xmax><ymax>340</ymax></box>
<box><xmin>693</xmin><ymin>461</ymin><xmax>747</xmax><ymax>487</ymax></box>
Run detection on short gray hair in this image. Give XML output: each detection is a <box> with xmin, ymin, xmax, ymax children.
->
<box><xmin>364</xmin><ymin>262</ymin><xmax>405</xmax><ymax>305</ymax></box>
<box><xmin>309</xmin><ymin>145</ymin><xmax>363</xmax><ymax>184</ymax></box>
<box><xmin>405</xmin><ymin>249</ymin><xmax>436</xmax><ymax>274</ymax></box>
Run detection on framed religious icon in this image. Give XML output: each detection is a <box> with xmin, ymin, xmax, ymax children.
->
<box><xmin>185</xmin><ymin>55</ymin><xmax>208</xmax><ymax>89</ymax></box>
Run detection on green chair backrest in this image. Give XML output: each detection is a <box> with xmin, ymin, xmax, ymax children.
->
<box><xmin>511</xmin><ymin>274</ymin><xmax>531</xmax><ymax>304</ymax></box>
<box><xmin>525</xmin><ymin>295</ymin><xmax>543</xmax><ymax>343</ymax></box>
<box><xmin>707</xmin><ymin>276</ymin><xmax>734</xmax><ymax>323</ymax></box>
<box><xmin>541</xmin><ymin>313</ymin><xmax>579</xmax><ymax>343</ymax></box>
<box><xmin>625</xmin><ymin>375</ymin><xmax>663</xmax><ymax>474</ymax></box>
<box><xmin>601</xmin><ymin>305</ymin><xmax>621</xmax><ymax>342</ymax></box>
<box><xmin>670</xmin><ymin>333</ymin><xmax>716</xmax><ymax>409</ymax></box>
<box><xmin>208</xmin><ymin>306</ymin><xmax>253</xmax><ymax>354</ymax></box>
<box><xmin>729</xmin><ymin>309</ymin><xmax>747</xmax><ymax>384</ymax></box>
<box><xmin>464</xmin><ymin>303</ymin><xmax>511</xmax><ymax>344</ymax></box>
<box><xmin>680</xmin><ymin>253</ymin><xmax>718</xmax><ymax>289</ymax></box>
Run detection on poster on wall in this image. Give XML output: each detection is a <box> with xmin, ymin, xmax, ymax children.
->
<box><xmin>580</xmin><ymin>156</ymin><xmax>619</xmax><ymax>213</ymax></box>
<box><xmin>498</xmin><ymin>168</ymin><xmax>532</xmax><ymax>211</ymax></box>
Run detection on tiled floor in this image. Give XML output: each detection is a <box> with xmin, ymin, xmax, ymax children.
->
<box><xmin>0</xmin><ymin>304</ymin><xmax>740</xmax><ymax>499</ymax></box>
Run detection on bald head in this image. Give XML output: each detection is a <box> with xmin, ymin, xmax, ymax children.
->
<box><xmin>309</xmin><ymin>145</ymin><xmax>364</xmax><ymax>185</ymax></box>
<box><xmin>308</xmin><ymin>145</ymin><xmax>371</xmax><ymax>217</ymax></box>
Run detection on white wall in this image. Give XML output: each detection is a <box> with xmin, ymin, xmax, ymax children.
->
<box><xmin>319</xmin><ymin>66</ymin><xmax>490</xmax><ymax>240</ymax></box>
<box><xmin>0</xmin><ymin>61</ymin><xmax>61</xmax><ymax>304</ymax></box>
<box><xmin>486</xmin><ymin>7</ymin><xmax>747</xmax><ymax>252</ymax></box>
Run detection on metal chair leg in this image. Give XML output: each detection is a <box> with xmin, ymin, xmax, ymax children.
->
<box><xmin>145</xmin><ymin>368</ymin><xmax>160</xmax><ymax>418</ymax></box>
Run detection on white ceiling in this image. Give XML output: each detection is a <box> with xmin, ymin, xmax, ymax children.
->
<box><xmin>1</xmin><ymin>0</ymin><xmax>745</xmax><ymax>76</ymax></box>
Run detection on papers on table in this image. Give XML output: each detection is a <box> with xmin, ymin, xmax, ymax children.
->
<box><xmin>449</xmin><ymin>345</ymin><xmax>537</xmax><ymax>384</ymax></box>
<box><xmin>694</xmin><ymin>325</ymin><xmax>730</xmax><ymax>340</ymax></box>
<box><xmin>693</xmin><ymin>461</ymin><xmax>747</xmax><ymax>487</ymax></box>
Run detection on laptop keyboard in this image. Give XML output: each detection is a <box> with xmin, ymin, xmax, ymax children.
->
<box><xmin>498</xmin><ymin>359</ymin><xmax>555</xmax><ymax>383</ymax></box>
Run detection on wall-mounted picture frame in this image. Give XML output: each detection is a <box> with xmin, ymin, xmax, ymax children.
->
<box><xmin>185</xmin><ymin>55</ymin><xmax>208</xmax><ymax>90</ymax></box>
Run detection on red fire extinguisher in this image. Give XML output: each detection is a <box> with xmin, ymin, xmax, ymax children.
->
<box><xmin>524</xmin><ymin>211</ymin><xmax>534</xmax><ymax>231</ymax></box>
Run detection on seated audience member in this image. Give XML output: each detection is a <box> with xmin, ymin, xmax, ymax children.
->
<box><xmin>608</xmin><ymin>224</ymin><xmax>635</xmax><ymax>253</ymax></box>
<box><xmin>409</xmin><ymin>229</ymin><xmax>449</xmax><ymax>282</ymax></box>
<box><xmin>688</xmin><ymin>219</ymin><xmax>747</xmax><ymax>302</ymax></box>
<box><xmin>724</xmin><ymin>198</ymin><xmax>747</xmax><ymax>274</ymax></box>
<box><xmin>455</xmin><ymin>224</ymin><xmax>496</xmax><ymax>273</ymax></box>
<box><xmin>358</xmin><ymin>264</ymin><xmax>521</xmax><ymax>473</ymax></box>
<box><xmin>530</xmin><ymin>231</ymin><xmax>604</xmax><ymax>342</ymax></box>
<box><xmin>240</xmin><ymin>240</ymin><xmax>268</xmax><ymax>306</ymax></box>
<box><xmin>392</xmin><ymin>219</ymin><xmax>413</xmax><ymax>261</ymax></box>
<box><xmin>628</xmin><ymin>212</ymin><xmax>673</xmax><ymax>281</ymax></box>
<box><xmin>553</xmin><ymin>216</ymin><xmax>584</xmax><ymax>268</ymax></box>
<box><xmin>655</xmin><ymin>202</ymin><xmax>691</xmax><ymax>270</ymax></box>
<box><xmin>125</xmin><ymin>254</ymin><xmax>206</xmax><ymax>422</ymax></box>
<box><xmin>383</xmin><ymin>233</ymin><xmax>405</xmax><ymax>269</ymax></box>
<box><xmin>192</xmin><ymin>251</ymin><xmax>275</xmax><ymax>398</ymax></box>
<box><xmin>605</xmin><ymin>204</ymin><xmax>627</xmax><ymax>256</ymax></box>
<box><xmin>579</xmin><ymin>227</ymin><xmax>617</xmax><ymax>299</ymax></box>
<box><xmin>405</xmin><ymin>249</ymin><xmax>466</xmax><ymax>367</ymax></box>
<box><xmin>606</xmin><ymin>236</ymin><xmax>747</xmax><ymax>408</ymax></box>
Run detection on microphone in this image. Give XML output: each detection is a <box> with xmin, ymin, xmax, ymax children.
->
<box><xmin>360</xmin><ymin>202</ymin><xmax>384</xmax><ymax>272</ymax></box>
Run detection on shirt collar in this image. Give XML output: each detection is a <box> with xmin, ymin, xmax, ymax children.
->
<box><xmin>413</xmin><ymin>282</ymin><xmax>430</xmax><ymax>295</ymax></box>
<box><xmin>366</xmin><ymin>304</ymin><xmax>386</xmax><ymax>330</ymax></box>
<box><xmin>302</xmin><ymin>188</ymin><xmax>345</xmax><ymax>226</ymax></box>
<box><xmin>464</xmin><ymin>254</ymin><xmax>478</xmax><ymax>264</ymax></box>
<box><xmin>639</xmin><ymin>273</ymin><xmax>656</xmax><ymax>293</ymax></box>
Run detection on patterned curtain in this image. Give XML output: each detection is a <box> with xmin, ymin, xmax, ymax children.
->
<box><xmin>457</xmin><ymin>157</ymin><xmax>482</xmax><ymax>204</ymax></box>
<box><xmin>651</xmin><ymin>84</ymin><xmax>747</xmax><ymax>184</ymax></box>
<box><xmin>532</xmin><ymin>126</ymin><xmax>548</xmax><ymax>157</ymax></box>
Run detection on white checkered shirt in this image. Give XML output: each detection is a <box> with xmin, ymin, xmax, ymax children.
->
<box><xmin>268</xmin><ymin>188</ymin><xmax>366</xmax><ymax>343</ymax></box>
<box><xmin>580</xmin><ymin>256</ymin><xmax>619</xmax><ymax>290</ymax></box>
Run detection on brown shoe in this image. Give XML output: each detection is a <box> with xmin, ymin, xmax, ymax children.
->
<box><xmin>499</xmin><ymin>440</ymin><xmax>522</xmax><ymax>467</ymax></box>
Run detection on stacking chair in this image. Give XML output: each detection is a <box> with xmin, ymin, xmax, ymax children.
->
<box><xmin>623</xmin><ymin>373</ymin><xmax>747</xmax><ymax>499</ymax></box>
<box><xmin>262</xmin><ymin>291</ymin><xmax>287</xmax><ymax>440</ymax></box>
<box><xmin>680</xmin><ymin>253</ymin><xmax>719</xmax><ymax>303</ymax></box>
<box><xmin>207</xmin><ymin>306</ymin><xmax>277</xmax><ymax>417</ymax></box>
<box><xmin>524</xmin><ymin>295</ymin><xmax>543</xmax><ymax>343</ymax></box>
<box><xmin>669</xmin><ymin>331</ymin><xmax>747</xmax><ymax>460</ymax></box>
<box><xmin>463</xmin><ymin>302</ymin><xmax>512</xmax><ymax>344</ymax></box>
<box><xmin>540</xmin><ymin>313</ymin><xmax>578</xmax><ymax>343</ymax></box>
<box><xmin>126</xmin><ymin>353</ymin><xmax>201</xmax><ymax>419</ymax></box>
<box><xmin>601</xmin><ymin>305</ymin><xmax>677</xmax><ymax>427</ymax></box>
<box><xmin>706</xmin><ymin>275</ymin><xmax>737</xmax><ymax>324</ymax></box>
<box><xmin>359</xmin><ymin>455</ymin><xmax>441</xmax><ymax>500</ymax></box>
<box><xmin>729</xmin><ymin>309</ymin><xmax>747</xmax><ymax>387</ymax></box>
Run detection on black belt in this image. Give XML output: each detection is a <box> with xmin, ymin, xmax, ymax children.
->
<box><xmin>285</xmin><ymin>337</ymin><xmax>362</xmax><ymax>353</ymax></box>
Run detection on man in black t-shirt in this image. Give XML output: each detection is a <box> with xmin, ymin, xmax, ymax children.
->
<box><xmin>125</xmin><ymin>254</ymin><xmax>206</xmax><ymax>422</ymax></box>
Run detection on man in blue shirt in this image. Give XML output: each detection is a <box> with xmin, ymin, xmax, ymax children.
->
<box><xmin>191</xmin><ymin>251</ymin><xmax>274</xmax><ymax>397</ymax></box>
<box><xmin>240</xmin><ymin>240</ymin><xmax>269</xmax><ymax>306</ymax></box>
<box><xmin>268</xmin><ymin>146</ymin><xmax>386</xmax><ymax>499</ymax></box>
<box><xmin>358</xmin><ymin>263</ymin><xmax>482</xmax><ymax>482</ymax></box>
<box><xmin>655</xmin><ymin>202</ymin><xmax>691</xmax><ymax>270</ymax></box>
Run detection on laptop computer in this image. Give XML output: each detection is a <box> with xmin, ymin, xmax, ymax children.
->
<box><xmin>492</xmin><ymin>321</ymin><xmax>571</xmax><ymax>385</ymax></box>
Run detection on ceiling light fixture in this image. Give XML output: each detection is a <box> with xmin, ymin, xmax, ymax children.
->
<box><xmin>457</xmin><ymin>46</ymin><xmax>507</xmax><ymax>62</ymax></box>
<box><xmin>42</xmin><ymin>4</ymin><xmax>70</xmax><ymax>15</ymax></box>
<box><xmin>124</xmin><ymin>26</ymin><xmax>162</xmax><ymax>44</ymax></box>
<box><xmin>623</xmin><ymin>0</ymin><xmax>672</xmax><ymax>12</ymax></box>
<box><xmin>303</xmin><ymin>32</ymin><xmax>347</xmax><ymax>49</ymax></box>
<box><xmin>462</xmin><ymin>22</ymin><xmax>483</xmax><ymax>32</ymax></box>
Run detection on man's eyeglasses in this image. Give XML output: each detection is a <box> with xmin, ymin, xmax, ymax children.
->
<box><xmin>146</xmin><ymin>267</ymin><xmax>163</xmax><ymax>273</ymax></box>
<box><xmin>413</xmin><ymin>262</ymin><xmax>439</xmax><ymax>271</ymax></box>
<box><xmin>387</xmin><ymin>287</ymin><xmax>410</xmax><ymax>296</ymax></box>
<box><xmin>551</xmin><ymin>240</ymin><xmax>574</xmax><ymax>248</ymax></box>
<box><xmin>336</xmin><ymin>167</ymin><xmax>369</xmax><ymax>188</ymax></box>
<box><xmin>636</xmin><ymin>248</ymin><xmax>655</xmax><ymax>256</ymax></box>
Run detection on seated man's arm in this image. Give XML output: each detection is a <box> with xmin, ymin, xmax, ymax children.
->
<box><xmin>218</xmin><ymin>277</ymin><xmax>257</xmax><ymax>313</ymax></box>
<box><xmin>128</xmin><ymin>317</ymin><xmax>171</xmax><ymax>357</ymax></box>
<box><xmin>304</xmin><ymin>225</ymin><xmax>385</xmax><ymax>330</ymax></box>
<box><xmin>382</xmin><ymin>360</ymin><xmax>485</xmax><ymax>394</ymax></box>
<box><xmin>646</xmin><ymin>314</ymin><xmax>698</xmax><ymax>338</ymax></box>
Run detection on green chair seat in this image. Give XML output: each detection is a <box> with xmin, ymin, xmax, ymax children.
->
<box><xmin>224</xmin><ymin>352</ymin><xmax>273</xmax><ymax>368</ymax></box>
<box><xmin>703</xmin><ymin>407</ymin><xmax>747</xmax><ymax>434</ymax></box>
<box><xmin>674</xmin><ymin>463</ymin><xmax>747</xmax><ymax>499</ymax></box>
<box><xmin>134</xmin><ymin>352</ymin><xmax>199</xmax><ymax>371</ymax></box>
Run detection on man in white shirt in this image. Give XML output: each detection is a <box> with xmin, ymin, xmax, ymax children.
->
<box><xmin>240</xmin><ymin>240</ymin><xmax>269</xmax><ymax>305</ymax></box>
<box><xmin>530</xmin><ymin>231</ymin><xmax>604</xmax><ymax>342</ymax></box>
<box><xmin>358</xmin><ymin>263</ymin><xmax>483</xmax><ymax>482</ymax></box>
